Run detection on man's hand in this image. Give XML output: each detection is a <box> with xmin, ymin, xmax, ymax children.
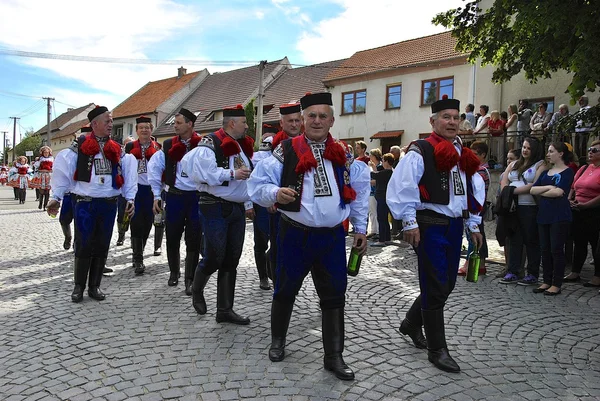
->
<box><xmin>470</xmin><ymin>232</ymin><xmax>483</xmax><ymax>250</ymax></box>
<box><xmin>234</xmin><ymin>167</ymin><xmax>251</xmax><ymax>180</ymax></box>
<box><xmin>403</xmin><ymin>228</ymin><xmax>420</xmax><ymax>247</ymax></box>
<box><xmin>245</xmin><ymin>208</ymin><xmax>255</xmax><ymax>220</ymax></box>
<box><xmin>267</xmin><ymin>205</ymin><xmax>278</xmax><ymax>213</ymax></box>
<box><xmin>276</xmin><ymin>187</ymin><xmax>297</xmax><ymax>204</ymax></box>
<box><xmin>46</xmin><ymin>200</ymin><xmax>60</xmax><ymax>217</ymax></box>
<box><xmin>152</xmin><ymin>199</ymin><xmax>162</xmax><ymax>215</ymax></box>
<box><xmin>125</xmin><ymin>201</ymin><xmax>135</xmax><ymax>218</ymax></box>
<box><xmin>353</xmin><ymin>233</ymin><xmax>368</xmax><ymax>256</ymax></box>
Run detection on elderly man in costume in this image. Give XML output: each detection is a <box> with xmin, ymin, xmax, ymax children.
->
<box><xmin>387</xmin><ymin>95</ymin><xmax>485</xmax><ymax>372</ymax></box>
<box><xmin>183</xmin><ymin>104</ymin><xmax>254</xmax><ymax>325</ymax></box>
<box><xmin>248</xmin><ymin>92</ymin><xmax>370</xmax><ymax>381</ymax></box>
<box><xmin>47</xmin><ymin>106</ymin><xmax>138</xmax><ymax>302</ymax></box>
<box><xmin>148</xmin><ymin>108</ymin><xmax>203</xmax><ymax>294</ymax></box>
<box><xmin>124</xmin><ymin>115</ymin><xmax>162</xmax><ymax>275</ymax></box>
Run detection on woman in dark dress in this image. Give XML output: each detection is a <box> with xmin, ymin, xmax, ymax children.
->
<box><xmin>370</xmin><ymin>153</ymin><xmax>395</xmax><ymax>247</ymax></box>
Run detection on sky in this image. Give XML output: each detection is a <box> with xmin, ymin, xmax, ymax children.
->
<box><xmin>0</xmin><ymin>0</ymin><xmax>466</xmax><ymax>152</ymax></box>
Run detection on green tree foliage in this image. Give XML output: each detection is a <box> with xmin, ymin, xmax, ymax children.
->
<box><xmin>244</xmin><ymin>98</ymin><xmax>256</xmax><ymax>149</ymax></box>
<box><xmin>433</xmin><ymin>0</ymin><xmax>600</xmax><ymax>102</ymax></box>
<box><xmin>14</xmin><ymin>132</ymin><xmax>42</xmax><ymax>161</ymax></box>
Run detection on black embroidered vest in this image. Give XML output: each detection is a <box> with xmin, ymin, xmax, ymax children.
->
<box><xmin>278</xmin><ymin>139</ymin><xmax>303</xmax><ymax>212</ymax></box>
<box><xmin>162</xmin><ymin>138</ymin><xmax>177</xmax><ymax>187</ymax></box>
<box><xmin>75</xmin><ymin>135</ymin><xmax>96</xmax><ymax>183</ymax></box>
<box><xmin>412</xmin><ymin>140</ymin><xmax>450</xmax><ymax>205</ymax></box>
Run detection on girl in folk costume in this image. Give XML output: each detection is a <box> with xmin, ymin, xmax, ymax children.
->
<box><xmin>7</xmin><ymin>161</ymin><xmax>19</xmax><ymax>199</ymax></box>
<box><xmin>0</xmin><ymin>165</ymin><xmax>8</xmax><ymax>185</ymax></box>
<box><xmin>12</xmin><ymin>156</ymin><xmax>31</xmax><ymax>204</ymax></box>
<box><xmin>31</xmin><ymin>146</ymin><xmax>54</xmax><ymax>210</ymax></box>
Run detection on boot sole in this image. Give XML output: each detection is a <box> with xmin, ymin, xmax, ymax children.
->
<box><xmin>428</xmin><ymin>356</ymin><xmax>460</xmax><ymax>373</ymax></box>
<box><xmin>324</xmin><ymin>365</ymin><xmax>355</xmax><ymax>380</ymax></box>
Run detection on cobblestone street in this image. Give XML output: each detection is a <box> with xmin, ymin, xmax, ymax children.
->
<box><xmin>1</xmin><ymin>185</ymin><xmax>600</xmax><ymax>401</ymax></box>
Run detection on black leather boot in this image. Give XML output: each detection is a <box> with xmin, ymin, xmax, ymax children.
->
<box><xmin>215</xmin><ymin>271</ymin><xmax>250</xmax><ymax>325</ymax></box>
<box><xmin>192</xmin><ymin>271</ymin><xmax>210</xmax><ymax>314</ymax></box>
<box><xmin>322</xmin><ymin>308</ymin><xmax>354</xmax><ymax>380</ymax></box>
<box><xmin>399</xmin><ymin>295</ymin><xmax>427</xmax><ymax>349</ymax></box>
<box><xmin>184</xmin><ymin>252</ymin><xmax>200</xmax><ymax>296</ymax></box>
<box><xmin>422</xmin><ymin>309</ymin><xmax>460</xmax><ymax>373</ymax></box>
<box><xmin>71</xmin><ymin>257</ymin><xmax>91</xmax><ymax>303</ymax></box>
<box><xmin>61</xmin><ymin>224</ymin><xmax>72</xmax><ymax>250</ymax></box>
<box><xmin>131</xmin><ymin>237</ymin><xmax>145</xmax><ymax>275</ymax></box>
<box><xmin>269</xmin><ymin>300</ymin><xmax>294</xmax><ymax>362</ymax></box>
<box><xmin>88</xmin><ymin>258</ymin><xmax>107</xmax><ymax>301</ymax></box>
<box><xmin>154</xmin><ymin>225</ymin><xmax>164</xmax><ymax>256</ymax></box>
<box><xmin>166</xmin><ymin>246</ymin><xmax>180</xmax><ymax>286</ymax></box>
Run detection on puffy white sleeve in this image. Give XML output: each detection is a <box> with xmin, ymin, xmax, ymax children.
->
<box><xmin>465</xmin><ymin>172</ymin><xmax>485</xmax><ymax>232</ymax></box>
<box><xmin>386</xmin><ymin>150</ymin><xmax>425</xmax><ymax>230</ymax></box>
<box><xmin>50</xmin><ymin>149</ymin><xmax>77</xmax><ymax>201</ymax></box>
<box><xmin>121</xmin><ymin>153</ymin><xmax>138</xmax><ymax>201</ymax></box>
<box><xmin>348</xmin><ymin>161</ymin><xmax>370</xmax><ymax>234</ymax></box>
<box><xmin>147</xmin><ymin>150</ymin><xmax>165</xmax><ymax>200</ymax></box>
<box><xmin>185</xmin><ymin>146</ymin><xmax>231</xmax><ymax>186</ymax></box>
<box><xmin>247</xmin><ymin>153</ymin><xmax>283</xmax><ymax>207</ymax></box>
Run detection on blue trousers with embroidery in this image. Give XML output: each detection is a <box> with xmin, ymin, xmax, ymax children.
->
<box><xmin>406</xmin><ymin>213</ymin><xmax>463</xmax><ymax>325</ymax></box>
<box><xmin>165</xmin><ymin>191</ymin><xmax>202</xmax><ymax>256</ymax></box>
<box><xmin>73</xmin><ymin>197</ymin><xmax>118</xmax><ymax>258</ymax></box>
<box><xmin>130</xmin><ymin>184</ymin><xmax>154</xmax><ymax>241</ymax></box>
<box><xmin>59</xmin><ymin>193</ymin><xmax>75</xmax><ymax>226</ymax></box>
<box><xmin>274</xmin><ymin>217</ymin><xmax>347</xmax><ymax>310</ymax></box>
<box><xmin>196</xmin><ymin>202</ymin><xmax>246</xmax><ymax>276</ymax></box>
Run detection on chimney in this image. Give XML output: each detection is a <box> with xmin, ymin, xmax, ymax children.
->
<box><xmin>177</xmin><ymin>66</ymin><xmax>187</xmax><ymax>78</ymax></box>
<box><xmin>67</xmin><ymin>108</ymin><xmax>73</xmax><ymax>112</ymax></box>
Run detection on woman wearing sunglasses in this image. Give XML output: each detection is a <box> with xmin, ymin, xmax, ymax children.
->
<box><xmin>564</xmin><ymin>140</ymin><xmax>600</xmax><ymax>288</ymax></box>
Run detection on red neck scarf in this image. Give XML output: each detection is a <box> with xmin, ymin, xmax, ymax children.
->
<box><xmin>214</xmin><ymin>128</ymin><xmax>254</xmax><ymax>159</ymax></box>
<box><xmin>131</xmin><ymin>140</ymin><xmax>160</xmax><ymax>160</ymax></box>
<box><xmin>168</xmin><ymin>133</ymin><xmax>201</xmax><ymax>163</ymax></box>
<box><xmin>425</xmin><ymin>132</ymin><xmax>479</xmax><ymax>176</ymax></box>
<box><xmin>80</xmin><ymin>133</ymin><xmax>121</xmax><ymax>164</ymax></box>
<box><xmin>292</xmin><ymin>133</ymin><xmax>347</xmax><ymax>174</ymax></box>
<box><xmin>271</xmin><ymin>130</ymin><xmax>290</xmax><ymax>150</ymax></box>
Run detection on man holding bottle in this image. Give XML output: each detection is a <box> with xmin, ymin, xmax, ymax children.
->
<box><xmin>248</xmin><ymin>92</ymin><xmax>370</xmax><ymax>381</ymax></box>
<box><xmin>387</xmin><ymin>96</ymin><xmax>485</xmax><ymax>372</ymax></box>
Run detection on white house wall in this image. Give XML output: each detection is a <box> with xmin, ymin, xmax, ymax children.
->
<box><xmin>330</xmin><ymin>64</ymin><xmax>473</xmax><ymax>150</ymax></box>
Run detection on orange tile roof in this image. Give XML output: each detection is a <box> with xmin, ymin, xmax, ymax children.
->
<box><xmin>323</xmin><ymin>32</ymin><xmax>464</xmax><ymax>83</ymax></box>
<box><xmin>112</xmin><ymin>70</ymin><xmax>202</xmax><ymax>119</ymax></box>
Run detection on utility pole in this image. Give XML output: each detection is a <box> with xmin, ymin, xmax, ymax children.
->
<box><xmin>10</xmin><ymin>117</ymin><xmax>20</xmax><ymax>161</ymax></box>
<box><xmin>43</xmin><ymin>97</ymin><xmax>54</xmax><ymax>146</ymax></box>
<box><xmin>255</xmin><ymin>60</ymin><xmax>267</xmax><ymax>143</ymax></box>
<box><xmin>1</xmin><ymin>131</ymin><xmax>7</xmax><ymax>165</ymax></box>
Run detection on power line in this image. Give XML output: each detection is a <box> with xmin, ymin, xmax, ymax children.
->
<box><xmin>54</xmin><ymin>99</ymin><xmax>76</xmax><ymax>108</ymax></box>
<box><xmin>0</xmin><ymin>89</ymin><xmax>43</xmax><ymax>100</ymax></box>
<box><xmin>0</xmin><ymin>49</ymin><xmax>260</xmax><ymax>66</ymax></box>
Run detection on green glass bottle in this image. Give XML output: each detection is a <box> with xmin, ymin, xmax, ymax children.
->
<box><xmin>347</xmin><ymin>239</ymin><xmax>363</xmax><ymax>277</ymax></box>
<box><xmin>466</xmin><ymin>246</ymin><xmax>480</xmax><ymax>283</ymax></box>
<box><xmin>119</xmin><ymin>209</ymin><xmax>131</xmax><ymax>233</ymax></box>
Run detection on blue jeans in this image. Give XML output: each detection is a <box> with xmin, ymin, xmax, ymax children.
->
<box><xmin>539</xmin><ymin>221</ymin><xmax>570</xmax><ymax>287</ymax></box>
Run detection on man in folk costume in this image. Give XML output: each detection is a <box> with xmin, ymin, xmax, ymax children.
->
<box><xmin>147</xmin><ymin>108</ymin><xmax>202</xmax><ymax>294</ymax></box>
<box><xmin>115</xmin><ymin>137</ymin><xmax>134</xmax><ymax>246</ymax></box>
<box><xmin>250</xmin><ymin>123</ymin><xmax>279</xmax><ymax>290</ymax></box>
<box><xmin>183</xmin><ymin>104</ymin><xmax>255</xmax><ymax>325</ymax></box>
<box><xmin>58</xmin><ymin>127</ymin><xmax>91</xmax><ymax>251</ymax></box>
<box><xmin>248</xmin><ymin>92</ymin><xmax>370</xmax><ymax>380</ymax></box>
<box><xmin>261</xmin><ymin>103</ymin><xmax>303</xmax><ymax>281</ymax></box>
<box><xmin>124</xmin><ymin>115</ymin><xmax>162</xmax><ymax>275</ymax></box>
<box><xmin>387</xmin><ymin>95</ymin><xmax>485</xmax><ymax>372</ymax></box>
<box><xmin>47</xmin><ymin>106</ymin><xmax>138</xmax><ymax>302</ymax></box>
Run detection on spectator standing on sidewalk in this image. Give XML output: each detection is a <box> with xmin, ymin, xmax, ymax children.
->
<box><xmin>499</xmin><ymin>138</ymin><xmax>546</xmax><ymax>285</ymax></box>
<box><xmin>530</xmin><ymin>142</ymin><xmax>575</xmax><ymax>295</ymax></box>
